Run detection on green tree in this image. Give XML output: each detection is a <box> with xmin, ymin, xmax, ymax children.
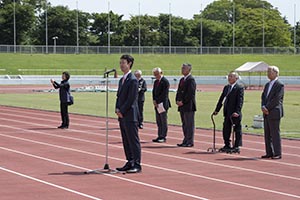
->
<box><xmin>90</xmin><ymin>11</ymin><xmax>124</xmax><ymax>46</ymax></box>
<box><xmin>123</xmin><ymin>15</ymin><xmax>160</xmax><ymax>46</ymax></box>
<box><xmin>0</xmin><ymin>0</ymin><xmax>35</xmax><ymax>45</ymax></box>
<box><xmin>33</xmin><ymin>5</ymin><xmax>90</xmax><ymax>45</ymax></box>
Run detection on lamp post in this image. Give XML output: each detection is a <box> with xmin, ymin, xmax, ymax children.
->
<box><xmin>52</xmin><ymin>36</ymin><xmax>58</xmax><ymax>54</ymax></box>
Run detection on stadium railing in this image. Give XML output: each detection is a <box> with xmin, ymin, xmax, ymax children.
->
<box><xmin>0</xmin><ymin>45</ymin><xmax>299</xmax><ymax>55</ymax></box>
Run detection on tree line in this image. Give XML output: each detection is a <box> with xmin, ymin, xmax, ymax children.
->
<box><xmin>0</xmin><ymin>0</ymin><xmax>299</xmax><ymax>47</ymax></box>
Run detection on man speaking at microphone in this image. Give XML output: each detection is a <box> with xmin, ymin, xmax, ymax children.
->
<box><xmin>115</xmin><ymin>54</ymin><xmax>142</xmax><ymax>173</ymax></box>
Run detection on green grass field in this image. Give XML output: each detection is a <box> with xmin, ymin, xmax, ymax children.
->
<box><xmin>0</xmin><ymin>91</ymin><xmax>299</xmax><ymax>139</ymax></box>
<box><xmin>1</xmin><ymin>54</ymin><xmax>300</xmax><ymax>75</ymax></box>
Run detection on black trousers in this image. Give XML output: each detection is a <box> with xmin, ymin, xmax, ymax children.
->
<box><xmin>264</xmin><ymin>116</ymin><xmax>281</xmax><ymax>156</ymax></box>
<box><xmin>138</xmin><ymin>100</ymin><xmax>145</xmax><ymax>126</ymax></box>
<box><xmin>119</xmin><ymin>119</ymin><xmax>141</xmax><ymax>167</ymax></box>
<box><xmin>222</xmin><ymin>115</ymin><xmax>242</xmax><ymax>147</ymax></box>
<box><xmin>155</xmin><ymin>109</ymin><xmax>168</xmax><ymax>139</ymax></box>
<box><xmin>60</xmin><ymin>102</ymin><xmax>69</xmax><ymax>127</ymax></box>
<box><xmin>180</xmin><ymin>111</ymin><xmax>195</xmax><ymax>145</ymax></box>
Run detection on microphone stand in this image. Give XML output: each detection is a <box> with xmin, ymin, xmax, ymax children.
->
<box><xmin>85</xmin><ymin>69</ymin><xmax>118</xmax><ymax>174</ymax></box>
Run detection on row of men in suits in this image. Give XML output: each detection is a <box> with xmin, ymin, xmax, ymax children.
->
<box><xmin>114</xmin><ymin>54</ymin><xmax>284</xmax><ymax>174</ymax></box>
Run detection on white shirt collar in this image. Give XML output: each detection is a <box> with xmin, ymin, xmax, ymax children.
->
<box><xmin>123</xmin><ymin>70</ymin><xmax>131</xmax><ymax>79</ymax></box>
<box><xmin>184</xmin><ymin>73</ymin><xmax>191</xmax><ymax>80</ymax></box>
<box><xmin>269</xmin><ymin>77</ymin><xmax>278</xmax><ymax>85</ymax></box>
<box><xmin>229</xmin><ymin>82</ymin><xmax>237</xmax><ymax>88</ymax></box>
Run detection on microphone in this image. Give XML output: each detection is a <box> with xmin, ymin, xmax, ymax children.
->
<box><xmin>104</xmin><ymin>69</ymin><xmax>116</xmax><ymax>75</ymax></box>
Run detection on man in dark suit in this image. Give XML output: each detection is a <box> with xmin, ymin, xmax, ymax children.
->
<box><xmin>115</xmin><ymin>55</ymin><xmax>142</xmax><ymax>173</ymax></box>
<box><xmin>50</xmin><ymin>71</ymin><xmax>72</xmax><ymax>129</ymax></box>
<box><xmin>176</xmin><ymin>63</ymin><xmax>197</xmax><ymax>147</ymax></box>
<box><xmin>134</xmin><ymin>70</ymin><xmax>147</xmax><ymax>129</ymax></box>
<box><xmin>213</xmin><ymin>71</ymin><xmax>244</xmax><ymax>152</ymax></box>
<box><xmin>152</xmin><ymin>67</ymin><xmax>171</xmax><ymax>143</ymax></box>
<box><xmin>261</xmin><ymin>66</ymin><xmax>284</xmax><ymax>160</ymax></box>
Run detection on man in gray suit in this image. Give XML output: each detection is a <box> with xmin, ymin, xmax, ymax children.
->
<box><xmin>261</xmin><ymin>66</ymin><xmax>284</xmax><ymax>160</ymax></box>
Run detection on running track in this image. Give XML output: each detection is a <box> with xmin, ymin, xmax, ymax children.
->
<box><xmin>0</xmin><ymin>106</ymin><xmax>299</xmax><ymax>200</ymax></box>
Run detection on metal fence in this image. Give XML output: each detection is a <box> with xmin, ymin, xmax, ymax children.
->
<box><xmin>0</xmin><ymin>45</ymin><xmax>299</xmax><ymax>55</ymax></box>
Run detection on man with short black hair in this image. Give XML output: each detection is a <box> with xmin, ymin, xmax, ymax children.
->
<box><xmin>115</xmin><ymin>54</ymin><xmax>142</xmax><ymax>173</ymax></box>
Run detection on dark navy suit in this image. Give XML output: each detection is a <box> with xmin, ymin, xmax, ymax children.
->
<box><xmin>53</xmin><ymin>80</ymin><xmax>71</xmax><ymax>127</ymax></box>
<box><xmin>215</xmin><ymin>83</ymin><xmax>244</xmax><ymax>147</ymax></box>
<box><xmin>116</xmin><ymin>72</ymin><xmax>141</xmax><ymax>168</ymax></box>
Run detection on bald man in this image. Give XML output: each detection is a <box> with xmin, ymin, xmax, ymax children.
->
<box><xmin>261</xmin><ymin>66</ymin><xmax>284</xmax><ymax>160</ymax></box>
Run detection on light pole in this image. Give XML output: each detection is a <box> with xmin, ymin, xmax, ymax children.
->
<box><xmin>13</xmin><ymin>0</ymin><xmax>16</xmax><ymax>53</ymax></box>
<box><xmin>107</xmin><ymin>1</ymin><xmax>111</xmax><ymax>54</ymax></box>
<box><xmin>232</xmin><ymin>0</ymin><xmax>235</xmax><ymax>54</ymax></box>
<box><xmin>138</xmin><ymin>2</ymin><xmax>141</xmax><ymax>54</ymax></box>
<box><xmin>76</xmin><ymin>0</ymin><xmax>79</xmax><ymax>54</ymax></box>
<box><xmin>200</xmin><ymin>4</ymin><xmax>203</xmax><ymax>54</ymax></box>
<box><xmin>262</xmin><ymin>3</ymin><xmax>265</xmax><ymax>54</ymax></box>
<box><xmin>52</xmin><ymin>36</ymin><xmax>58</xmax><ymax>54</ymax></box>
<box><xmin>294</xmin><ymin>4</ymin><xmax>297</xmax><ymax>54</ymax></box>
<box><xmin>45</xmin><ymin>0</ymin><xmax>48</xmax><ymax>54</ymax></box>
<box><xmin>169</xmin><ymin>2</ymin><xmax>172</xmax><ymax>54</ymax></box>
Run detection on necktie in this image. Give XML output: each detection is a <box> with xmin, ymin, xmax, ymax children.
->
<box><xmin>155</xmin><ymin>80</ymin><xmax>160</xmax><ymax>87</ymax></box>
<box><xmin>122</xmin><ymin>76</ymin><xmax>126</xmax><ymax>85</ymax></box>
<box><xmin>179</xmin><ymin>78</ymin><xmax>185</xmax><ymax>87</ymax></box>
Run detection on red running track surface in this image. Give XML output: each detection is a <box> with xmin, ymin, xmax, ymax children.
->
<box><xmin>0</xmin><ymin>106</ymin><xmax>299</xmax><ymax>200</ymax></box>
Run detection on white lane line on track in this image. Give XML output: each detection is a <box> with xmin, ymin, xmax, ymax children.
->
<box><xmin>0</xmin><ymin>147</ymin><xmax>209</xmax><ymax>200</ymax></box>
<box><xmin>2</xmin><ymin>106</ymin><xmax>300</xmax><ymax>150</ymax></box>
<box><xmin>1</xmin><ymin>115</ymin><xmax>300</xmax><ymax>169</ymax></box>
<box><xmin>1</xmin><ymin>110</ymin><xmax>300</xmax><ymax>157</ymax></box>
<box><xmin>0</xmin><ymin>166</ymin><xmax>102</xmax><ymax>200</ymax></box>
<box><xmin>1</xmin><ymin>129</ymin><xmax>300</xmax><ymax>199</ymax></box>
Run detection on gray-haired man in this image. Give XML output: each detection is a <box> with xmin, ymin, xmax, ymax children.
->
<box><xmin>261</xmin><ymin>66</ymin><xmax>284</xmax><ymax>160</ymax></box>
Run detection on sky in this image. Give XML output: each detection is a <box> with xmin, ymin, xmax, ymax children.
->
<box><xmin>48</xmin><ymin>0</ymin><xmax>300</xmax><ymax>25</ymax></box>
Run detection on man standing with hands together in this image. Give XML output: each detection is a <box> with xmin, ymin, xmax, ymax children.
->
<box><xmin>115</xmin><ymin>55</ymin><xmax>142</xmax><ymax>173</ymax></box>
<box><xmin>176</xmin><ymin>63</ymin><xmax>197</xmax><ymax>147</ymax></box>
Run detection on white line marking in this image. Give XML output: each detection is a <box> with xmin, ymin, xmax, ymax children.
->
<box><xmin>1</xmin><ymin>116</ymin><xmax>300</xmax><ymax>169</ymax></box>
<box><xmin>2</xmin><ymin>106</ymin><xmax>300</xmax><ymax>150</ymax></box>
<box><xmin>1</xmin><ymin>130</ymin><xmax>300</xmax><ymax>199</ymax></box>
<box><xmin>0</xmin><ymin>147</ymin><xmax>209</xmax><ymax>200</ymax></box>
<box><xmin>1</xmin><ymin>109</ymin><xmax>300</xmax><ymax>157</ymax></box>
<box><xmin>0</xmin><ymin>166</ymin><xmax>102</xmax><ymax>200</ymax></box>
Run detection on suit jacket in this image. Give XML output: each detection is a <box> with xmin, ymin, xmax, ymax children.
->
<box><xmin>261</xmin><ymin>80</ymin><xmax>284</xmax><ymax>120</ymax></box>
<box><xmin>53</xmin><ymin>80</ymin><xmax>71</xmax><ymax>104</ymax></box>
<box><xmin>175</xmin><ymin>75</ymin><xmax>197</xmax><ymax>112</ymax></box>
<box><xmin>215</xmin><ymin>83</ymin><xmax>244</xmax><ymax>117</ymax></box>
<box><xmin>138</xmin><ymin>78</ymin><xmax>147</xmax><ymax>102</ymax></box>
<box><xmin>116</xmin><ymin>72</ymin><xmax>139</xmax><ymax>122</ymax></box>
<box><xmin>152</xmin><ymin>76</ymin><xmax>171</xmax><ymax>110</ymax></box>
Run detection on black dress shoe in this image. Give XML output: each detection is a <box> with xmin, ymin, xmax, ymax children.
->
<box><xmin>126</xmin><ymin>167</ymin><xmax>142</xmax><ymax>174</ymax></box>
<box><xmin>152</xmin><ymin>138</ymin><xmax>166</xmax><ymax>143</ymax></box>
<box><xmin>261</xmin><ymin>155</ymin><xmax>273</xmax><ymax>159</ymax></box>
<box><xmin>58</xmin><ymin>126</ymin><xmax>68</xmax><ymax>129</ymax></box>
<box><xmin>138</xmin><ymin>125</ymin><xmax>143</xmax><ymax>129</ymax></box>
<box><xmin>272</xmin><ymin>155</ymin><xmax>282</xmax><ymax>159</ymax></box>
<box><xmin>177</xmin><ymin>143</ymin><xmax>194</xmax><ymax>147</ymax></box>
<box><xmin>116</xmin><ymin>163</ymin><xmax>132</xmax><ymax>171</ymax></box>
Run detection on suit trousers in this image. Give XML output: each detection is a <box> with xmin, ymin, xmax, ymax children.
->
<box><xmin>264</xmin><ymin>116</ymin><xmax>282</xmax><ymax>156</ymax></box>
<box><xmin>180</xmin><ymin>111</ymin><xmax>195</xmax><ymax>145</ymax></box>
<box><xmin>119</xmin><ymin>119</ymin><xmax>141</xmax><ymax>166</ymax></box>
<box><xmin>138</xmin><ymin>100</ymin><xmax>144</xmax><ymax>125</ymax></box>
<box><xmin>60</xmin><ymin>102</ymin><xmax>69</xmax><ymax>127</ymax></box>
<box><xmin>223</xmin><ymin>115</ymin><xmax>242</xmax><ymax>147</ymax></box>
<box><xmin>155</xmin><ymin>109</ymin><xmax>168</xmax><ymax>139</ymax></box>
